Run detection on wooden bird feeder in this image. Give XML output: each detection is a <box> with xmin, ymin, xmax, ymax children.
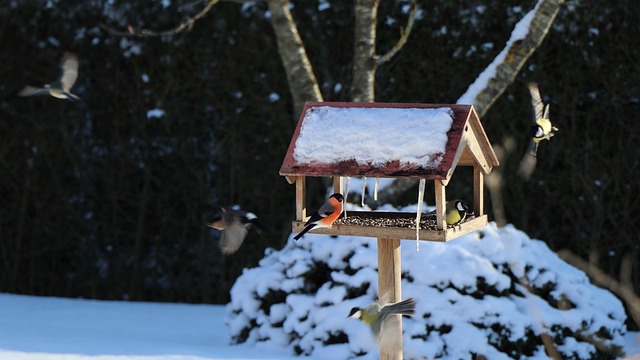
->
<box><xmin>279</xmin><ymin>101</ymin><xmax>499</xmax><ymax>360</ymax></box>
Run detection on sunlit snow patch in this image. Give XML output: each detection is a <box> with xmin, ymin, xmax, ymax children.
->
<box><xmin>293</xmin><ymin>106</ymin><xmax>453</xmax><ymax>169</ymax></box>
<box><xmin>146</xmin><ymin>109</ymin><xmax>165</xmax><ymax>119</ymax></box>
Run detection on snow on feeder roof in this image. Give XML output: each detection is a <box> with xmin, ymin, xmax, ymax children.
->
<box><xmin>281</xmin><ymin>102</ymin><xmax>498</xmax><ymax>182</ymax></box>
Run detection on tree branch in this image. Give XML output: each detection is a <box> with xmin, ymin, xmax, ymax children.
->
<box><xmin>376</xmin><ymin>0</ymin><xmax>417</xmax><ymax>65</ymax></box>
<box><xmin>99</xmin><ymin>0</ymin><xmax>222</xmax><ymax>37</ymax></box>
<box><xmin>457</xmin><ymin>0</ymin><xmax>565</xmax><ymax>118</ymax></box>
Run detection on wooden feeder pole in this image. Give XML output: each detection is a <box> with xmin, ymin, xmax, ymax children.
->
<box><xmin>473</xmin><ymin>165</ymin><xmax>484</xmax><ymax>217</ymax></box>
<box><xmin>434</xmin><ymin>179</ymin><xmax>447</xmax><ymax>230</ymax></box>
<box><xmin>295</xmin><ymin>176</ymin><xmax>306</xmax><ymax>221</ymax></box>
<box><xmin>377</xmin><ymin>237</ymin><xmax>403</xmax><ymax>360</ymax></box>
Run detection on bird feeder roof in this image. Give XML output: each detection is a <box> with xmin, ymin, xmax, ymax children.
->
<box><xmin>280</xmin><ymin>102</ymin><xmax>499</xmax><ymax>182</ymax></box>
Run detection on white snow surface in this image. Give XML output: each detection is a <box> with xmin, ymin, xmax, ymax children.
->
<box><xmin>293</xmin><ymin>106</ymin><xmax>453</xmax><ymax>168</ymax></box>
<box><xmin>0</xmin><ymin>293</ymin><xmax>315</xmax><ymax>360</ymax></box>
<box><xmin>229</xmin><ymin>222</ymin><xmax>633</xmax><ymax>359</ymax></box>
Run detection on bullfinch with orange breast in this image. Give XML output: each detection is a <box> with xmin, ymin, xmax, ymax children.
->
<box><xmin>208</xmin><ymin>207</ymin><xmax>266</xmax><ymax>255</ymax></box>
<box><xmin>293</xmin><ymin>193</ymin><xmax>344</xmax><ymax>240</ymax></box>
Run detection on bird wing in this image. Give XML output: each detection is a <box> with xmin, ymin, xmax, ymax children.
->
<box><xmin>542</xmin><ymin>103</ymin><xmax>550</xmax><ymax>120</ymax></box>
<box><xmin>528</xmin><ymin>82</ymin><xmax>544</xmax><ymax>121</ymax></box>
<box><xmin>59</xmin><ymin>52</ymin><xmax>79</xmax><ymax>92</ymax></box>
<box><xmin>317</xmin><ymin>200</ymin><xmax>336</xmax><ymax>217</ymax></box>
<box><xmin>18</xmin><ymin>86</ymin><xmax>49</xmax><ymax>97</ymax></box>
<box><xmin>219</xmin><ymin>222</ymin><xmax>248</xmax><ymax>255</ymax></box>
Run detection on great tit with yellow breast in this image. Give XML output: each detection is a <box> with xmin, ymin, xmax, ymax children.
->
<box><xmin>348</xmin><ymin>297</ymin><xmax>415</xmax><ymax>350</ymax></box>
<box><xmin>19</xmin><ymin>52</ymin><xmax>81</xmax><ymax>101</ymax></box>
<box><xmin>427</xmin><ymin>199</ymin><xmax>470</xmax><ymax>226</ymax></box>
<box><xmin>526</xmin><ymin>82</ymin><xmax>557</xmax><ymax>157</ymax></box>
<box><xmin>445</xmin><ymin>199</ymin><xmax>469</xmax><ymax>226</ymax></box>
<box><xmin>293</xmin><ymin>193</ymin><xmax>343</xmax><ymax>240</ymax></box>
<box><xmin>208</xmin><ymin>207</ymin><xmax>266</xmax><ymax>255</ymax></box>
<box><xmin>518</xmin><ymin>82</ymin><xmax>558</xmax><ymax>179</ymax></box>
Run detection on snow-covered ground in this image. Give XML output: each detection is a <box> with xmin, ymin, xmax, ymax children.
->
<box><xmin>0</xmin><ymin>292</ymin><xmax>638</xmax><ymax>360</ymax></box>
<box><xmin>0</xmin><ymin>293</ymin><xmax>318</xmax><ymax>360</ymax></box>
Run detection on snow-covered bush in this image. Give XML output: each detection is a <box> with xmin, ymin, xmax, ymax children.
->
<box><xmin>226</xmin><ymin>222</ymin><xmax>627</xmax><ymax>359</ymax></box>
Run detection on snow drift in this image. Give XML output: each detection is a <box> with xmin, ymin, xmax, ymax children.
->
<box><xmin>227</xmin><ymin>222</ymin><xmax>627</xmax><ymax>359</ymax></box>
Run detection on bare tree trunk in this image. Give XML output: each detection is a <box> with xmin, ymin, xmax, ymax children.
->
<box><xmin>266</xmin><ymin>0</ymin><xmax>322</xmax><ymax>115</ymax></box>
<box><xmin>351</xmin><ymin>0</ymin><xmax>379</xmax><ymax>102</ymax></box>
<box><xmin>462</xmin><ymin>0</ymin><xmax>566</xmax><ymax>118</ymax></box>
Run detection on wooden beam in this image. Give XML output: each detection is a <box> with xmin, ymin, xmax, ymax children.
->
<box><xmin>434</xmin><ymin>180</ymin><xmax>446</xmax><ymax>230</ymax></box>
<box><xmin>377</xmin><ymin>237</ymin><xmax>403</xmax><ymax>360</ymax></box>
<box><xmin>295</xmin><ymin>176</ymin><xmax>306</xmax><ymax>221</ymax></box>
<box><xmin>333</xmin><ymin>176</ymin><xmax>344</xmax><ymax>196</ymax></box>
<box><xmin>473</xmin><ymin>166</ymin><xmax>484</xmax><ymax>216</ymax></box>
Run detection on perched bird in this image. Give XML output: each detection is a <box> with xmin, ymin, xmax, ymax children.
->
<box><xmin>526</xmin><ymin>82</ymin><xmax>558</xmax><ymax>157</ymax></box>
<box><xmin>518</xmin><ymin>82</ymin><xmax>558</xmax><ymax>179</ymax></box>
<box><xmin>348</xmin><ymin>297</ymin><xmax>416</xmax><ymax>350</ymax></box>
<box><xmin>293</xmin><ymin>193</ymin><xmax>343</xmax><ymax>240</ymax></box>
<box><xmin>208</xmin><ymin>207</ymin><xmax>266</xmax><ymax>255</ymax></box>
<box><xmin>427</xmin><ymin>199</ymin><xmax>470</xmax><ymax>226</ymax></box>
<box><xmin>445</xmin><ymin>199</ymin><xmax>469</xmax><ymax>226</ymax></box>
<box><xmin>19</xmin><ymin>52</ymin><xmax>81</xmax><ymax>101</ymax></box>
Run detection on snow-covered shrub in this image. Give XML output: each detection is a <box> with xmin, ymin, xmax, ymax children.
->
<box><xmin>226</xmin><ymin>223</ymin><xmax>627</xmax><ymax>359</ymax></box>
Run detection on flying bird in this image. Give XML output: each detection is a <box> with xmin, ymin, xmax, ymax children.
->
<box><xmin>518</xmin><ymin>82</ymin><xmax>558</xmax><ymax>179</ymax></box>
<box><xmin>293</xmin><ymin>193</ymin><xmax>343</xmax><ymax>240</ymax></box>
<box><xmin>526</xmin><ymin>82</ymin><xmax>558</xmax><ymax>156</ymax></box>
<box><xmin>348</xmin><ymin>297</ymin><xmax>416</xmax><ymax>352</ymax></box>
<box><xmin>208</xmin><ymin>207</ymin><xmax>266</xmax><ymax>255</ymax></box>
<box><xmin>19</xmin><ymin>52</ymin><xmax>81</xmax><ymax>101</ymax></box>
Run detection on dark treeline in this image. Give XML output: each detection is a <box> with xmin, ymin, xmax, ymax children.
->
<box><xmin>0</xmin><ymin>0</ymin><xmax>637</xmax><ymax>318</ymax></box>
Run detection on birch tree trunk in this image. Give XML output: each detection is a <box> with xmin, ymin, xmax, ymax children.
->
<box><xmin>351</xmin><ymin>0</ymin><xmax>379</xmax><ymax>102</ymax></box>
<box><xmin>464</xmin><ymin>0</ymin><xmax>565</xmax><ymax>118</ymax></box>
<box><xmin>266</xmin><ymin>0</ymin><xmax>322</xmax><ymax>115</ymax></box>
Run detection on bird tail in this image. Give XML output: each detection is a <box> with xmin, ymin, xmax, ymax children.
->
<box><xmin>385</xmin><ymin>298</ymin><xmax>415</xmax><ymax>317</ymax></box>
<box><xmin>293</xmin><ymin>224</ymin><xmax>316</xmax><ymax>241</ymax></box>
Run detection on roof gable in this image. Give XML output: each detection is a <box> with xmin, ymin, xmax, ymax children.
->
<box><xmin>280</xmin><ymin>102</ymin><xmax>498</xmax><ymax>181</ymax></box>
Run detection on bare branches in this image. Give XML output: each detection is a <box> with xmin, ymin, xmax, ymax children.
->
<box><xmin>376</xmin><ymin>0</ymin><xmax>418</xmax><ymax>66</ymax></box>
<box><xmin>99</xmin><ymin>0</ymin><xmax>221</xmax><ymax>37</ymax></box>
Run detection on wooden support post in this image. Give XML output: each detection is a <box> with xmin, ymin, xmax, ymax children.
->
<box><xmin>377</xmin><ymin>237</ymin><xmax>403</xmax><ymax>360</ymax></box>
<box><xmin>333</xmin><ymin>176</ymin><xmax>344</xmax><ymax>197</ymax></box>
<box><xmin>473</xmin><ymin>166</ymin><xmax>484</xmax><ymax>217</ymax></box>
<box><xmin>295</xmin><ymin>176</ymin><xmax>306</xmax><ymax>221</ymax></box>
<box><xmin>434</xmin><ymin>180</ymin><xmax>446</xmax><ymax>230</ymax></box>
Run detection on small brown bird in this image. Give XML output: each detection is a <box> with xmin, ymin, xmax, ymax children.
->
<box><xmin>19</xmin><ymin>52</ymin><xmax>81</xmax><ymax>101</ymax></box>
<box><xmin>208</xmin><ymin>207</ymin><xmax>266</xmax><ymax>255</ymax></box>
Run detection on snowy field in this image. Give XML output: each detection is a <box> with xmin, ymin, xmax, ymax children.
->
<box><xmin>0</xmin><ymin>293</ymin><xmax>318</xmax><ymax>360</ymax></box>
<box><xmin>0</xmin><ymin>292</ymin><xmax>638</xmax><ymax>360</ymax></box>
